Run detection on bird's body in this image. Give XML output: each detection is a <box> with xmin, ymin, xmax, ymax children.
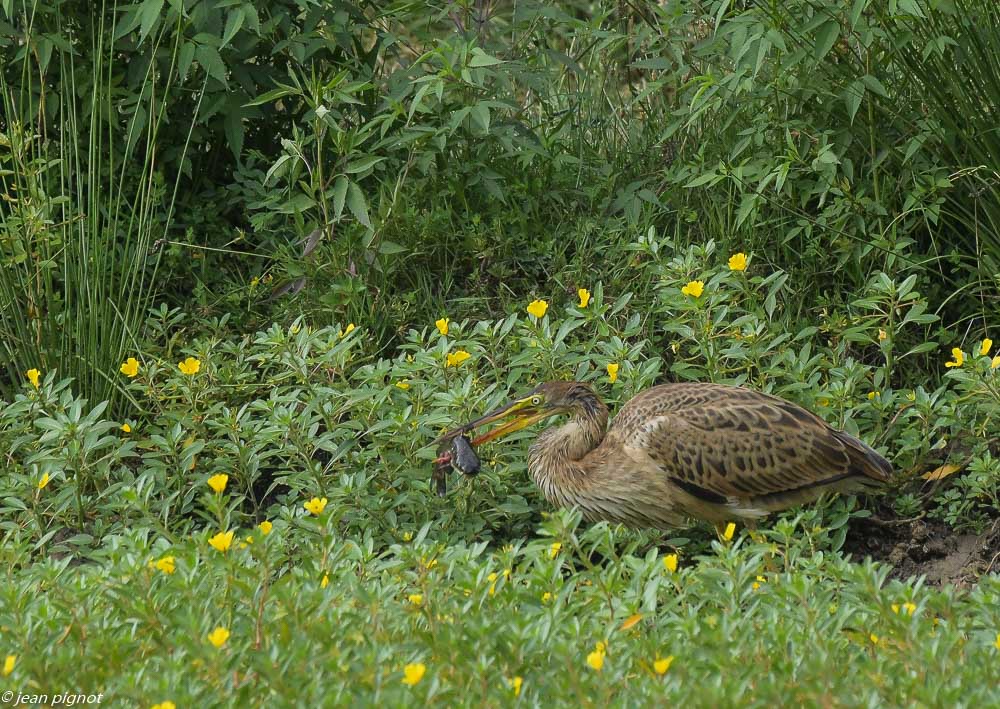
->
<box><xmin>443</xmin><ymin>381</ymin><xmax>892</xmax><ymax>530</ymax></box>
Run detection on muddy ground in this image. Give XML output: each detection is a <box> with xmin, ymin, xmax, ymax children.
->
<box><xmin>844</xmin><ymin>513</ymin><xmax>1000</xmax><ymax>587</ymax></box>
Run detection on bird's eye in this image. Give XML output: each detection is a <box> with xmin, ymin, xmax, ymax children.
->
<box><xmin>531</xmin><ymin>396</ymin><xmax>541</xmax><ymax>405</ymax></box>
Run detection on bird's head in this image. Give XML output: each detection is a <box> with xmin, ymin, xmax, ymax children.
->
<box><xmin>459</xmin><ymin>381</ymin><xmax>596</xmax><ymax>446</ymax></box>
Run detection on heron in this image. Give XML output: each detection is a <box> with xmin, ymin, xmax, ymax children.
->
<box><xmin>434</xmin><ymin>381</ymin><xmax>892</xmax><ymax>529</ymax></box>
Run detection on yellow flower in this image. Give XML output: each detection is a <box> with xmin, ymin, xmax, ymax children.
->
<box><xmin>395</xmin><ymin>380</ymin><xmax>410</xmax><ymax>390</ymax></box>
<box><xmin>258</xmin><ymin>520</ymin><xmax>273</xmax><ymax>535</ymax></box>
<box><xmin>892</xmin><ymin>602</ymin><xmax>917</xmax><ymax>615</ymax></box>
<box><xmin>511</xmin><ymin>676</ymin><xmax>523</xmax><ymax>696</ymax></box>
<box><xmin>402</xmin><ymin>662</ymin><xmax>426</xmax><ymax>686</ymax></box>
<box><xmin>993</xmin><ymin>355</ymin><xmax>1000</xmax><ymax>369</ymax></box>
<box><xmin>304</xmin><ymin>497</ymin><xmax>328</xmax><ymax>515</ymax></box>
<box><xmin>341</xmin><ymin>323</ymin><xmax>356</xmax><ymax>337</ymax></box>
<box><xmin>653</xmin><ymin>655</ymin><xmax>674</xmax><ymax>675</ymax></box>
<box><xmin>728</xmin><ymin>252</ymin><xmax>748</xmax><ymax>271</ymax></box>
<box><xmin>3</xmin><ymin>654</ymin><xmax>15</xmax><ymax>676</ymax></box>
<box><xmin>446</xmin><ymin>350</ymin><xmax>471</xmax><ymax>367</ymax></box>
<box><xmin>995</xmin><ymin>632</ymin><xmax>1000</xmax><ymax>650</ymax></box>
<box><xmin>542</xmin><ymin>592</ymin><xmax>553</xmax><ymax>603</ymax></box>
<box><xmin>151</xmin><ymin>702</ymin><xmax>177</xmax><ymax>709</ymax></box>
<box><xmin>869</xmin><ymin>633</ymin><xmax>880</xmax><ymax>645</ymax></box>
<box><xmin>722</xmin><ymin>522</ymin><xmax>736</xmax><ymax>541</ymax></box>
<box><xmin>408</xmin><ymin>594</ymin><xmax>423</xmax><ymax>606</ymax></box>
<box><xmin>435</xmin><ymin>317</ymin><xmax>449</xmax><ymax>335</ymax></box>
<box><xmin>208</xmin><ymin>530</ymin><xmax>234</xmax><ymax>552</ymax></box>
<box><xmin>607</xmin><ymin>362</ymin><xmax>619</xmax><ymax>383</ymax></box>
<box><xmin>867</xmin><ymin>391</ymin><xmax>879</xmax><ymax>400</ymax></box>
<box><xmin>178</xmin><ymin>357</ymin><xmax>201</xmax><ymax>375</ymax></box>
<box><xmin>321</xmin><ymin>574</ymin><xmax>329</xmax><ymax>589</ymax></box>
<box><xmin>878</xmin><ymin>329</ymin><xmax>887</xmax><ymax>341</ymax></box>
<box><xmin>752</xmin><ymin>575</ymin><xmax>766</xmax><ymax>591</ymax></box>
<box><xmin>981</xmin><ymin>339</ymin><xmax>993</xmax><ymax>356</ymax></box>
<box><xmin>663</xmin><ymin>554</ymin><xmax>678</xmax><ymax>573</ymax></box>
<box><xmin>153</xmin><ymin>556</ymin><xmax>175</xmax><ymax>574</ymax></box>
<box><xmin>26</xmin><ymin>368</ymin><xmax>40</xmax><ymax>388</ymax></box>
<box><xmin>207</xmin><ymin>627</ymin><xmax>230</xmax><ymax>648</ymax></box>
<box><xmin>487</xmin><ymin>572</ymin><xmax>498</xmax><ymax>596</ymax></box>
<box><xmin>945</xmin><ymin>348</ymin><xmax>964</xmax><ymax>368</ymax></box>
<box><xmin>121</xmin><ymin>423</ymin><xmax>132</xmax><ymax>433</ymax></box>
<box><xmin>681</xmin><ymin>280</ymin><xmax>704</xmax><ymax>298</ymax></box>
<box><xmin>549</xmin><ymin>542</ymin><xmax>562</xmax><ymax>559</ymax></box>
<box><xmin>402</xmin><ymin>531</ymin><xmax>413</xmax><ymax>542</ymax></box>
<box><xmin>120</xmin><ymin>357</ymin><xmax>140</xmax><ymax>378</ymax></box>
<box><xmin>586</xmin><ymin>648</ymin><xmax>605</xmax><ymax>671</ymax></box>
<box><xmin>207</xmin><ymin>474</ymin><xmax>228</xmax><ymax>494</ymax></box>
<box><xmin>38</xmin><ymin>473</ymin><xmax>50</xmax><ymax>490</ymax></box>
<box><xmin>578</xmin><ymin>288</ymin><xmax>591</xmax><ymax>308</ymax></box>
<box><xmin>526</xmin><ymin>299</ymin><xmax>548</xmax><ymax>318</ymax></box>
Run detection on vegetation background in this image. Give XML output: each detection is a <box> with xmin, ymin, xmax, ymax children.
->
<box><xmin>1</xmin><ymin>0</ymin><xmax>998</xmax><ymax>706</ymax></box>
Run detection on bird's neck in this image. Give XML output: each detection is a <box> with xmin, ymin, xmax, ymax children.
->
<box><xmin>528</xmin><ymin>397</ymin><xmax>608</xmax><ymax>495</ymax></box>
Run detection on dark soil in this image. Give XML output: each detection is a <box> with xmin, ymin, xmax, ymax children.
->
<box><xmin>844</xmin><ymin>514</ymin><xmax>1000</xmax><ymax>587</ymax></box>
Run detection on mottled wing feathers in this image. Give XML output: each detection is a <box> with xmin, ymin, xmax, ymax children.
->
<box><xmin>608</xmin><ymin>383</ymin><xmax>890</xmax><ymax>512</ymax></box>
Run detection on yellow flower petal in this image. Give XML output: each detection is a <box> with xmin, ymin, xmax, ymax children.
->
<box><xmin>3</xmin><ymin>655</ymin><xmax>15</xmax><ymax>676</ymax></box>
<box><xmin>577</xmin><ymin>288</ymin><xmax>591</xmax><ymax>308</ymax></box>
<box><xmin>402</xmin><ymin>662</ymin><xmax>426</xmax><ymax>686</ymax></box>
<box><xmin>207</xmin><ymin>627</ymin><xmax>230</xmax><ymax>648</ymax></box>
<box><xmin>208</xmin><ymin>530</ymin><xmax>234</xmax><ymax>552</ymax></box>
<box><xmin>607</xmin><ymin>362</ymin><xmax>619</xmax><ymax>383</ymax></box>
<box><xmin>526</xmin><ymin>299</ymin><xmax>548</xmax><ymax>318</ymax></box>
<box><xmin>258</xmin><ymin>520</ymin><xmax>273</xmax><ymax>535</ymax></box>
<box><xmin>120</xmin><ymin>357</ymin><xmax>140</xmax><ymax>378</ymax></box>
<box><xmin>154</xmin><ymin>555</ymin><xmax>176</xmax><ymax>574</ymax></box>
<box><xmin>321</xmin><ymin>574</ymin><xmax>329</xmax><ymax>589</ymax></box>
<box><xmin>178</xmin><ymin>357</ymin><xmax>201</xmax><ymax>375</ymax></box>
<box><xmin>395</xmin><ymin>380</ymin><xmax>410</xmax><ymax>390</ymax></box>
<box><xmin>408</xmin><ymin>594</ymin><xmax>423</xmax><ymax>606</ymax></box>
<box><xmin>728</xmin><ymin>252</ymin><xmax>747</xmax><ymax>271</ymax></box>
<box><xmin>38</xmin><ymin>473</ymin><xmax>50</xmax><ymax>490</ymax></box>
<box><xmin>981</xmin><ymin>338</ymin><xmax>993</xmax><ymax>356</ymax></box>
<box><xmin>680</xmin><ymin>280</ymin><xmax>705</xmax><ymax>298</ymax></box>
<box><xmin>435</xmin><ymin>318</ymin><xmax>449</xmax><ymax>336</ymax></box>
<box><xmin>653</xmin><ymin>655</ymin><xmax>674</xmax><ymax>675</ymax></box>
<box><xmin>993</xmin><ymin>355</ymin><xmax>1000</xmax><ymax>370</ymax></box>
<box><xmin>26</xmin><ymin>368</ymin><xmax>40</xmax><ymax>388</ymax></box>
<box><xmin>549</xmin><ymin>542</ymin><xmax>561</xmax><ymax>559</ymax></box>
<box><xmin>945</xmin><ymin>347</ymin><xmax>964</xmax><ymax>368</ymax></box>
<box><xmin>207</xmin><ymin>474</ymin><xmax>228</xmax><ymax>494</ymax></box>
<box><xmin>511</xmin><ymin>676</ymin><xmax>523</xmax><ymax>696</ymax></box>
<box><xmin>663</xmin><ymin>554</ymin><xmax>678</xmax><ymax>573</ymax></box>
<box><xmin>722</xmin><ymin>522</ymin><xmax>736</xmax><ymax>541</ymax></box>
<box><xmin>878</xmin><ymin>329</ymin><xmax>887</xmax><ymax>341</ymax></box>
<box><xmin>446</xmin><ymin>350</ymin><xmax>471</xmax><ymax>367</ymax></box>
<box><xmin>121</xmin><ymin>423</ymin><xmax>132</xmax><ymax>433</ymax></box>
<box><xmin>304</xmin><ymin>497</ymin><xmax>328</xmax><ymax>515</ymax></box>
<box><xmin>586</xmin><ymin>649</ymin><xmax>605</xmax><ymax>671</ymax></box>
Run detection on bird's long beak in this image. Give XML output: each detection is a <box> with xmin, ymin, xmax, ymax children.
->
<box><xmin>447</xmin><ymin>398</ymin><xmax>551</xmax><ymax>447</ymax></box>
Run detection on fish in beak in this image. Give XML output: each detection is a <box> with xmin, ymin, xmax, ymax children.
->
<box><xmin>432</xmin><ymin>395</ymin><xmax>554</xmax><ymax>462</ymax></box>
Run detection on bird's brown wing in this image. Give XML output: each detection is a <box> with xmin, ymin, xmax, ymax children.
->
<box><xmin>607</xmin><ymin>383</ymin><xmax>891</xmax><ymax>513</ymax></box>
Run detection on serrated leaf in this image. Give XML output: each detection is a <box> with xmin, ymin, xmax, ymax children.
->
<box><xmin>195</xmin><ymin>44</ymin><xmax>227</xmax><ymax>84</ymax></box>
<box><xmin>346</xmin><ymin>182</ymin><xmax>371</xmax><ymax>228</ymax></box>
<box><xmin>178</xmin><ymin>41</ymin><xmax>195</xmax><ymax>81</ymax></box>
<box><xmin>222</xmin><ymin>7</ymin><xmax>245</xmax><ymax>48</ymax></box>
<box><xmin>844</xmin><ymin>79</ymin><xmax>865</xmax><ymax>123</ymax></box>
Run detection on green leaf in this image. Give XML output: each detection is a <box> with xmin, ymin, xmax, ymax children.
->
<box><xmin>844</xmin><ymin>79</ymin><xmax>865</xmax><ymax>124</ymax></box>
<box><xmin>195</xmin><ymin>44</ymin><xmax>227</xmax><ymax>84</ymax></box>
<box><xmin>244</xmin><ymin>86</ymin><xmax>297</xmax><ymax>107</ymax></box>
<box><xmin>332</xmin><ymin>176</ymin><xmax>348</xmax><ymax>219</ymax></box>
<box><xmin>224</xmin><ymin>109</ymin><xmax>244</xmax><ymax>158</ymax></box>
<box><xmin>178</xmin><ymin>41</ymin><xmax>195</xmax><ymax>81</ymax></box>
<box><xmin>346</xmin><ymin>182</ymin><xmax>371</xmax><ymax>228</ymax></box>
<box><xmin>814</xmin><ymin>20</ymin><xmax>840</xmax><ymax>62</ymax></box>
<box><xmin>345</xmin><ymin>156</ymin><xmax>386</xmax><ymax>174</ymax></box>
<box><xmin>222</xmin><ymin>7</ymin><xmax>245</xmax><ymax>48</ymax></box>
<box><xmin>469</xmin><ymin>49</ymin><xmax>502</xmax><ymax>67</ymax></box>
<box><xmin>138</xmin><ymin>0</ymin><xmax>164</xmax><ymax>42</ymax></box>
<box><xmin>471</xmin><ymin>103</ymin><xmax>490</xmax><ymax>134</ymax></box>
